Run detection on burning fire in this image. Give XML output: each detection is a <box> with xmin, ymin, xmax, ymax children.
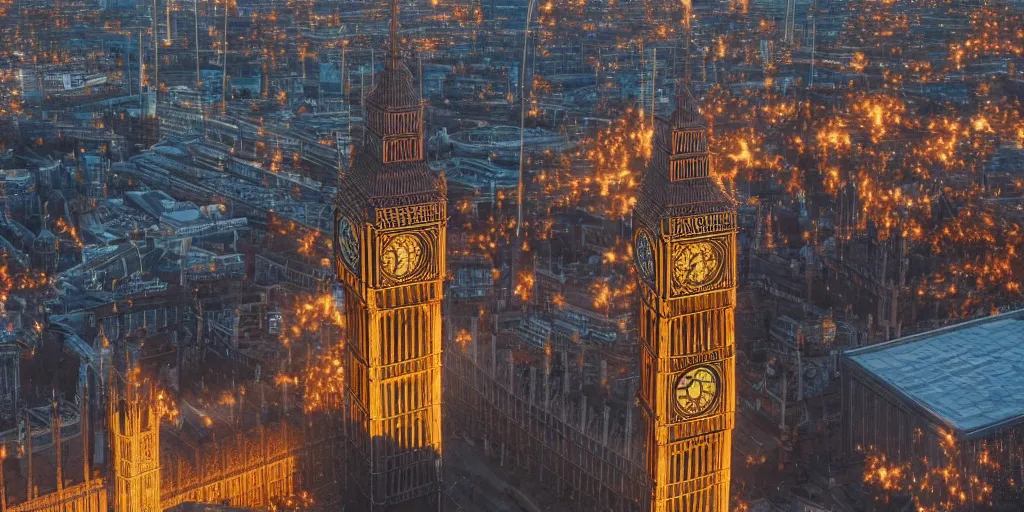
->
<box><xmin>862</xmin><ymin>429</ymin><xmax>1009</xmax><ymax>510</ymax></box>
<box><xmin>300</xmin><ymin>342</ymin><xmax>345</xmax><ymax>414</ymax></box>
<box><xmin>454</xmin><ymin>329</ymin><xmax>472</xmax><ymax>350</ymax></box>
<box><xmin>514</xmin><ymin>271</ymin><xmax>535</xmax><ymax>302</ymax></box>
<box><xmin>155</xmin><ymin>388</ymin><xmax>180</xmax><ymax>423</ymax></box>
<box><xmin>533</xmin><ymin>107</ymin><xmax>652</xmax><ymax>219</ymax></box>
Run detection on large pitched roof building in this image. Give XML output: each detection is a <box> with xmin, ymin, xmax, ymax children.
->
<box><xmin>842</xmin><ymin>310</ymin><xmax>1024</xmax><ymax>508</ymax></box>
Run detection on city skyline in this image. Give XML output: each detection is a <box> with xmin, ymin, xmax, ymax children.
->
<box><xmin>0</xmin><ymin>0</ymin><xmax>1023</xmax><ymax>510</ymax></box>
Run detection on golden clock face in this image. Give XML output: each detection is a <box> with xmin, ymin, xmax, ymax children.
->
<box><xmin>381</xmin><ymin>234</ymin><xmax>426</xmax><ymax>280</ymax></box>
<box><xmin>675</xmin><ymin>366</ymin><xmax>719</xmax><ymax>417</ymax></box>
<box><xmin>335</xmin><ymin>217</ymin><xmax>359</xmax><ymax>273</ymax></box>
<box><xmin>673</xmin><ymin>241</ymin><xmax>720</xmax><ymax>289</ymax></box>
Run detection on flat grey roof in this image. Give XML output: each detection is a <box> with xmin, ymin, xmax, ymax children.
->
<box><xmin>845</xmin><ymin>310</ymin><xmax>1024</xmax><ymax>436</ymax></box>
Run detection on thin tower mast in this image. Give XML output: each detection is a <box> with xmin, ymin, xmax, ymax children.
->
<box><xmin>126</xmin><ymin>32</ymin><xmax>133</xmax><ymax>97</ymax></box>
<box><xmin>651</xmin><ymin>48</ymin><xmax>656</xmax><ymax>126</ymax></box>
<box><xmin>221</xmin><ymin>0</ymin><xmax>228</xmax><ymax>114</ymax></box>
<box><xmin>153</xmin><ymin>0</ymin><xmax>159</xmax><ymax>97</ymax></box>
<box><xmin>809</xmin><ymin>0</ymin><xmax>817</xmax><ymax>87</ymax></box>
<box><xmin>166</xmin><ymin>0</ymin><xmax>172</xmax><ymax>44</ymax></box>
<box><xmin>516</xmin><ymin>0</ymin><xmax>537</xmax><ymax>240</ymax></box>
<box><xmin>139</xmin><ymin>29</ymin><xmax>144</xmax><ymax>111</ymax></box>
<box><xmin>193</xmin><ymin>0</ymin><xmax>200</xmax><ymax>90</ymax></box>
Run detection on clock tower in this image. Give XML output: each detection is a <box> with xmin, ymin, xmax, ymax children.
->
<box><xmin>633</xmin><ymin>88</ymin><xmax>737</xmax><ymax>512</ymax></box>
<box><xmin>334</xmin><ymin>1</ymin><xmax>446</xmax><ymax>509</ymax></box>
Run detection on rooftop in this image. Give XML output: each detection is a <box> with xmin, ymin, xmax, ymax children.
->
<box><xmin>845</xmin><ymin>310</ymin><xmax>1024</xmax><ymax>437</ymax></box>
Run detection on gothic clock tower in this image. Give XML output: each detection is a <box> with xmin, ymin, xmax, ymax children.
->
<box><xmin>110</xmin><ymin>357</ymin><xmax>161</xmax><ymax>512</ymax></box>
<box><xmin>634</xmin><ymin>88</ymin><xmax>737</xmax><ymax>512</ymax></box>
<box><xmin>334</xmin><ymin>2</ymin><xmax>446</xmax><ymax>510</ymax></box>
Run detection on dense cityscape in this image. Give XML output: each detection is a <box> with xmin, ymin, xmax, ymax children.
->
<box><xmin>0</xmin><ymin>0</ymin><xmax>1022</xmax><ymax>510</ymax></box>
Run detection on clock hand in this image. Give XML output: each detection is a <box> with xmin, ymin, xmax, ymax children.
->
<box><xmin>687</xmin><ymin>380</ymin><xmax>701</xmax><ymax>399</ymax></box>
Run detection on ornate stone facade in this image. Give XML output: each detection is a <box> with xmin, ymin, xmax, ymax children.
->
<box><xmin>110</xmin><ymin>364</ymin><xmax>162</xmax><ymax>512</ymax></box>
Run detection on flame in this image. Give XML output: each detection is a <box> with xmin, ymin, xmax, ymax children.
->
<box><xmin>54</xmin><ymin>218</ymin><xmax>84</xmax><ymax>248</ymax></box>
<box><xmin>850</xmin><ymin>52</ymin><xmax>868</xmax><ymax>73</ymax></box>
<box><xmin>155</xmin><ymin>388</ymin><xmax>180</xmax><ymax>423</ymax></box>
<box><xmin>218</xmin><ymin>391</ymin><xmax>237</xmax><ymax>406</ymax></box>
<box><xmin>300</xmin><ymin>342</ymin><xmax>345</xmax><ymax>414</ymax></box>
<box><xmin>269</xmin><ymin>491</ymin><xmax>315</xmax><ymax>511</ymax></box>
<box><xmin>297</xmin><ymin>231</ymin><xmax>319</xmax><ymax>257</ymax></box>
<box><xmin>863</xmin><ymin>429</ymin><xmax>998</xmax><ymax>510</ymax></box>
<box><xmin>455</xmin><ymin>329</ymin><xmax>472</xmax><ymax>350</ymax></box>
<box><xmin>282</xmin><ymin>293</ymin><xmax>345</xmax><ymax>346</ymax></box>
<box><xmin>533</xmin><ymin>107</ymin><xmax>652</xmax><ymax>219</ymax></box>
<box><xmin>514</xmin><ymin>271</ymin><xmax>535</xmax><ymax>302</ymax></box>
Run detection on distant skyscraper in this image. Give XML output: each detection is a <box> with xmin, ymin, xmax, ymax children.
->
<box><xmin>634</xmin><ymin>88</ymin><xmax>737</xmax><ymax>512</ymax></box>
<box><xmin>334</xmin><ymin>1</ymin><xmax>447</xmax><ymax>509</ymax></box>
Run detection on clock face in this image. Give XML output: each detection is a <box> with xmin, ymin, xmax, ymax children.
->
<box><xmin>335</xmin><ymin>217</ymin><xmax>359</xmax><ymax>272</ymax></box>
<box><xmin>673</xmin><ymin>241</ymin><xmax>720</xmax><ymax>289</ymax></box>
<box><xmin>675</xmin><ymin>366</ymin><xmax>719</xmax><ymax>418</ymax></box>
<box><xmin>635</xmin><ymin>232</ymin><xmax>655</xmax><ymax>281</ymax></box>
<box><xmin>381</xmin><ymin>234</ymin><xmax>426</xmax><ymax>280</ymax></box>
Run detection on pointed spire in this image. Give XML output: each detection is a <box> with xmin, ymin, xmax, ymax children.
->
<box><xmin>674</xmin><ymin>5</ymin><xmax>700</xmax><ymax>129</ymax></box>
<box><xmin>364</xmin><ymin>4</ymin><xmax>420</xmax><ymax>112</ymax></box>
<box><xmin>337</xmin><ymin>0</ymin><xmax>443</xmax><ymax>211</ymax></box>
<box><xmin>683</xmin><ymin>31</ymin><xmax>692</xmax><ymax>87</ymax></box>
<box><xmin>634</xmin><ymin>3</ymin><xmax>731</xmax><ymax>225</ymax></box>
<box><xmin>389</xmin><ymin>0</ymin><xmax>399</xmax><ymax>69</ymax></box>
<box><xmin>671</xmin><ymin>85</ymin><xmax>703</xmax><ymax>130</ymax></box>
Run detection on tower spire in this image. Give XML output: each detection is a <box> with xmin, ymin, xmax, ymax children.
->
<box><xmin>683</xmin><ymin>10</ymin><xmax>692</xmax><ymax>87</ymax></box>
<box><xmin>673</xmin><ymin>5</ymin><xmax>701</xmax><ymax>132</ymax></box>
<box><xmin>389</xmin><ymin>0</ymin><xmax>398</xmax><ymax>69</ymax></box>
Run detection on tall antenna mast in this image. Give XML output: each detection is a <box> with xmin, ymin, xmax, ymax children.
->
<box><xmin>809</xmin><ymin>0</ymin><xmax>817</xmax><ymax>87</ymax></box>
<box><xmin>651</xmin><ymin>48</ymin><xmax>656</xmax><ymax>126</ymax></box>
<box><xmin>193</xmin><ymin>0</ymin><xmax>204</xmax><ymax>131</ymax></box>
<box><xmin>166</xmin><ymin>0</ymin><xmax>172</xmax><ymax>45</ymax></box>
<box><xmin>221</xmin><ymin>0</ymin><xmax>228</xmax><ymax>114</ymax></box>
<box><xmin>153</xmin><ymin>0</ymin><xmax>159</xmax><ymax>97</ymax></box>
<box><xmin>126</xmin><ymin>32</ymin><xmax>133</xmax><ymax>97</ymax></box>
<box><xmin>139</xmin><ymin>30</ymin><xmax>144</xmax><ymax>94</ymax></box>
<box><xmin>193</xmin><ymin>0</ymin><xmax>201</xmax><ymax>90</ymax></box>
<box><xmin>516</xmin><ymin>0</ymin><xmax>537</xmax><ymax>241</ymax></box>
